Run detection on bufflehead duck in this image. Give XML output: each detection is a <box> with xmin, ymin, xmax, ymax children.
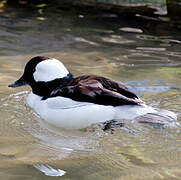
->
<box><xmin>9</xmin><ymin>56</ymin><xmax>177</xmax><ymax>129</ymax></box>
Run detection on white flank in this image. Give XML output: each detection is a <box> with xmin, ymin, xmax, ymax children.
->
<box><xmin>33</xmin><ymin>58</ymin><xmax>69</xmax><ymax>82</ymax></box>
<box><xmin>34</xmin><ymin>164</ymin><xmax>66</xmax><ymax>177</ymax></box>
<box><xmin>27</xmin><ymin>92</ymin><xmax>115</xmax><ymax>129</ymax></box>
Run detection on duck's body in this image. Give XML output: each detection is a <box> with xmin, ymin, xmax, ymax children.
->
<box><xmin>9</xmin><ymin>56</ymin><xmax>176</xmax><ymax>129</ymax></box>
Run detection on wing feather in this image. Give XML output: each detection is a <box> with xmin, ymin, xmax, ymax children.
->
<box><xmin>49</xmin><ymin>75</ymin><xmax>143</xmax><ymax>106</ymax></box>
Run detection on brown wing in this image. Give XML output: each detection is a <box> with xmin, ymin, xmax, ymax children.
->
<box><xmin>50</xmin><ymin>75</ymin><xmax>144</xmax><ymax>106</ymax></box>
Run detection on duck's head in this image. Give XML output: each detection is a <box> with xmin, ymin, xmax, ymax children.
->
<box><xmin>9</xmin><ymin>56</ymin><xmax>72</xmax><ymax>93</ymax></box>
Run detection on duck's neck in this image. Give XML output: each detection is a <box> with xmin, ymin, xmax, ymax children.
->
<box><xmin>30</xmin><ymin>73</ymin><xmax>73</xmax><ymax>98</ymax></box>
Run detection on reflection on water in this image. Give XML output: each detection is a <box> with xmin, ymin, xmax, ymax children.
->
<box><xmin>0</xmin><ymin>4</ymin><xmax>181</xmax><ymax>180</ymax></box>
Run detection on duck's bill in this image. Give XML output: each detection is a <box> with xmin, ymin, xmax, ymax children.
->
<box><xmin>8</xmin><ymin>76</ymin><xmax>28</xmax><ymax>88</ymax></box>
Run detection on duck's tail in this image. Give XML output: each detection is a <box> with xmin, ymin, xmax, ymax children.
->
<box><xmin>135</xmin><ymin>105</ymin><xmax>177</xmax><ymax>127</ymax></box>
<box><xmin>115</xmin><ymin>104</ymin><xmax>177</xmax><ymax>127</ymax></box>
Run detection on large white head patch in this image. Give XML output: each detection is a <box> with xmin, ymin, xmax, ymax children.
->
<box><xmin>33</xmin><ymin>58</ymin><xmax>69</xmax><ymax>82</ymax></box>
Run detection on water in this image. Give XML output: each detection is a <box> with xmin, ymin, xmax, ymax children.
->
<box><xmin>0</xmin><ymin>4</ymin><xmax>181</xmax><ymax>180</ymax></box>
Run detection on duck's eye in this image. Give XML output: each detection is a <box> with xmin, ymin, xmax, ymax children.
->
<box><xmin>32</xmin><ymin>68</ymin><xmax>36</xmax><ymax>73</ymax></box>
